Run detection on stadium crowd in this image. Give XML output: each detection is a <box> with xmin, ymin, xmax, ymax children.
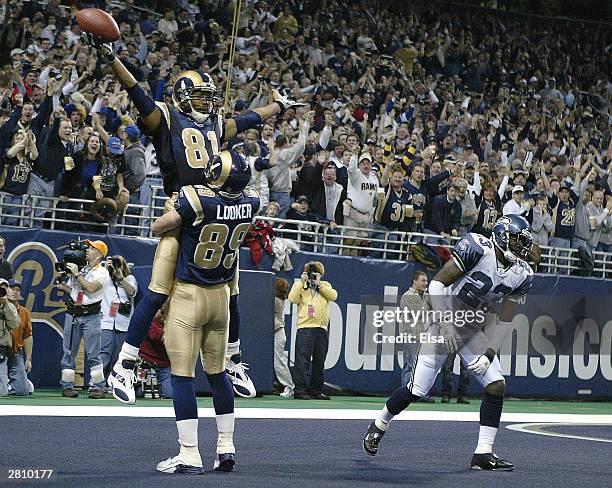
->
<box><xmin>0</xmin><ymin>0</ymin><xmax>611</xmax><ymax>271</ymax></box>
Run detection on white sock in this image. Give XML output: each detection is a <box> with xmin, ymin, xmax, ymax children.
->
<box><xmin>216</xmin><ymin>413</ymin><xmax>235</xmax><ymax>453</ymax></box>
<box><xmin>375</xmin><ymin>407</ymin><xmax>394</xmax><ymax>431</ymax></box>
<box><xmin>474</xmin><ymin>425</ymin><xmax>497</xmax><ymax>454</ymax></box>
<box><xmin>118</xmin><ymin>343</ymin><xmax>139</xmax><ymax>363</ymax></box>
<box><xmin>226</xmin><ymin>340</ymin><xmax>240</xmax><ymax>359</ymax></box>
<box><xmin>176</xmin><ymin>419</ymin><xmax>201</xmax><ymax>464</ymax></box>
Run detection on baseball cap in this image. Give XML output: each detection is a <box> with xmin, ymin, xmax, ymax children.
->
<box><xmin>8</xmin><ymin>279</ymin><xmax>21</xmax><ymax>289</ymax></box>
<box><xmin>359</xmin><ymin>152</ymin><xmax>373</xmax><ymax>163</ymax></box>
<box><xmin>465</xmin><ymin>161</ymin><xmax>475</xmax><ymax>169</ymax></box>
<box><xmin>125</xmin><ymin>124</ymin><xmax>141</xmax><ymax>140</ymax></box>
<box><xmin>296</xmin><ymin>195</ymin><xmax>309</xmax><ymax>204</ymax></box>
<box><xmin>512</xmin><ymin>185</ymin><xmax>524</xmax><ymax>193</ymax></box>
<box><xmin>0</xmin><ymin>278</ymin><xmax>8</xmax><ymax>287</ymax></box>
<box><xmin>84</xmin><ymin>240</ymin><xmax>108</xmax><ymax>257</ymax></box>
<box><xmin>10</xmin><ymin>48</ymin><xmax>25</xmax><ymax>57</ymax></box>
<box><xmin>107</xmin><ymin>137</ymin><xmax>124</xmax><ymax>155</ymax></box>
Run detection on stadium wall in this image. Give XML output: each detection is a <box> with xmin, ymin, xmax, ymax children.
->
<box><xmin>2</xmin><ymin>227</ymin><xmax>611</xmax><ymax>399</ymax></box>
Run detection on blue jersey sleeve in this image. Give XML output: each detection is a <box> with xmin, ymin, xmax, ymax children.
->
<box><xmin>175</xmin><ymin>186</ymin><xmax>205</xmax><ymax>227</ymax></box>
<box><xmin>452</xmin><ymin>233</ymin><xmax>485</xmax><ymax>273</ymax></box>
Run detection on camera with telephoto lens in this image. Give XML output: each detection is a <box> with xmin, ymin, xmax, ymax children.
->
<box><xmin>54</xmin><ymin>238</ymin><xmax>88</xmax><ymax>285</ymax></box>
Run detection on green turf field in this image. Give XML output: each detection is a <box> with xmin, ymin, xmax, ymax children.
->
<box><xmin>1</xmin><ymin>389</ymin><xmax>611</xmax><ymax>415</ymax></box>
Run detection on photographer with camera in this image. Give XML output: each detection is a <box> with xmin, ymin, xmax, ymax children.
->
<box><xmin>55</xmin><ymin>240</ymin><xmax>110</xmax><ymax>399</ymax></box>
<box><xmin>0</xmin><ymin>278</ymin><xmax>20</xmax><ymax>396</ymax></box>
<box><xmin>288</xmin><ymin>261</ymin><xmax>337</xmax><ymax>400</ymax></box>
<box><xmin>100</xmin><ymin>255</ymin><xmax>138</xmax><ymax>380</ymax></box>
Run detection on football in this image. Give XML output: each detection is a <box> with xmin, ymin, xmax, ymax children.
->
<box><xmin>76</xmin><ymin>8</ymin><xmax>120</xmax><ymax>42</ymax></box>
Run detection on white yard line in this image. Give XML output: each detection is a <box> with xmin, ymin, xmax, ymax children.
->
<box><xmin>1</xmin><ymin>405</ymin><xmax>611</xmax><ymax>425</ymax></box>
<box><xmin>506</xmin><ymin>422</ymin><xmax>612</xmax><ymax>443</ymax></box>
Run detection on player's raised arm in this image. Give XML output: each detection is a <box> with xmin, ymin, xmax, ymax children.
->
<box><xmin>85</xmin><ymin>36</ymin><xmax>161</xmax><ymax>132</ymax></box>
<box><xmin>223</xmin><ymin>88</ymin><xmax>306</xmax><ymax>141</ymax></box>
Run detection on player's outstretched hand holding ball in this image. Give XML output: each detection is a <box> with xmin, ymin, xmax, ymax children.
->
<box><xmin>77</xmin><ymin>8</ymin><xmax>119</xmax><ymax>61</ymax></box>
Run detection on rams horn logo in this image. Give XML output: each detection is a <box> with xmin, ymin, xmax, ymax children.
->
<box><xmin>7</xmin><ymin>242</ymin><xmax>68</xmax><ymax>337</ymax></box>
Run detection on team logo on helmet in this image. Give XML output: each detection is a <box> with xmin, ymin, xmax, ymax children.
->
<box><xmin>491</xmin><ymin>215</ymin><xmax>533</xmax><ymax>263</ymax></box>
<box><xmin>172</xmin><ymin>70</ymin><xmax>220</xmax><ymax>123</ymax></box>
<box><xmin>204</xmin><ymin>150</ymin><xmax>251</xmax><ymax>198</ymax></box>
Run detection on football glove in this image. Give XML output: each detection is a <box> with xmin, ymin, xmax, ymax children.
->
<box><xmin>272</xmin><ymin>89</ymin><xmax>307</xmax><ymax>113</ymax></box>
<box><xmin>438</xmin><ymin>321</ymin><xmax>458</xmax><ymax>353</ymax></box>
<box><xmin>467</xmin><ymin>355</ymin><xmax>491</xmax><ymax>375</ymax></box>
<box><xmin>82</xmin><ymin>33</ymin><xmax>115</xmax><ymax>63</ymax></box>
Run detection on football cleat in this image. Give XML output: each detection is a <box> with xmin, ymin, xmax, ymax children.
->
<box><xmin>108</xmin><ymin>359</ymin><xmax>137</xmax><ymax>405</ymax></box>
<box><xmin>470</xmin><ymin>453</ymin><xmax>514</xmax><ymax>471</ymax></box>
<box><xmin>363</xmin><ymin>421</ymin><xmax>386</xmax><ymax>456</ymax></box>
<box><xmin>226</xmin><ymin>356</ymin><xmax>256</xmax><ymax>398</ymax></box>
<box><xmin>213</xmin><ymin>452</ymin><xmax>236</xmax><ymax>472</ymax></box>
<box><xmin>156</xmin><ymin>454</ymin><xmax>204</xmax><ymax>475</ymax></box>
<box><xmin>272</xmin><ymin>89</ymin><xmax>307</xmax><ymax>111</ymax></box>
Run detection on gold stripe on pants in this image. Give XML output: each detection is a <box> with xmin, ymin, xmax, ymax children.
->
<box><xmin>163</xmin><ymin>280</ymin><xmax>230</xmax><ymax>377</ymax></box>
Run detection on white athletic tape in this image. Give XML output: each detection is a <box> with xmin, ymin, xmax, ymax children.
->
<box><xmin>61</xmin><ymin>369</ymin><xmax>75</xmax><ymax>384</ymax></box>
<box><xmin>90</xmin><ymin>365</ymin><xmax>105</xmax><ymax>385</ymax></box>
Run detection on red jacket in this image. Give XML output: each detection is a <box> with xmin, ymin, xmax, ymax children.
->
<box><xmin>139</xmin><ymin>318</ymin><xmax>170</xmax><ymax>368</ymax></box>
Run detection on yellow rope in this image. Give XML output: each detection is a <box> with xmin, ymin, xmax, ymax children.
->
<box><xmin>223</xmin><ymin>0</ymin><xmax>243</xmax><ymax>113</ymax></box>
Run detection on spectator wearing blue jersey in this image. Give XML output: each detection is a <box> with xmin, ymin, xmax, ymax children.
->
<box><xmin>428</xmin><ymin>183</ymin><xmax>462</xmax><ymax>243</ymax></box>
<box><xmin>0</xmin><ymin>128</ymin><xmax>37</xmax><ymax>225</ymax></box>
<box><xmin>402</xmin><ymin>163</ymin><xmax>452</xmax><ymax>232</ymax></box>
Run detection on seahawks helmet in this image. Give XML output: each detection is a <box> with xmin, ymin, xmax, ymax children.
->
<box><xmin>172</xmin><ymin>70</ymin><xmax>220</xmax><ymax>123</ymax></box>
<box><xmin>204</xmin><ymin>149</ymin><xmax>251</xmax><ymax>199</ymax></box>
<box><xmin>491</xmin><ymin>215</ymin><xmax>533</xmax><ymax>263</ymax></box>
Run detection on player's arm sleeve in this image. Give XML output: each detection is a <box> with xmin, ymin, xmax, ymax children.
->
<box><xmin>451</xmin><ymin>234</ymin><xmax>484</xmax><ymax>273</ymax></box>
<box><xmin>508</xmin><ymin>272</ymin><xmax>533</xmax><ymax>300</ymax></box>
<box><xmin>173</xmin><ymin>186</ymin><xmax>203</xmax><ymax>227</ymax></box>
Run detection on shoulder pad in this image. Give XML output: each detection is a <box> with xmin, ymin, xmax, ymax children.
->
<box><xmin>452</xmin><ymin>233</ymin><xmax>489</xmax><ymax>273</ymax></box>
<box><xmin>243</xmin><ymin>187</ymin><xmax>260</xmax><ymax>198</ymax></box>
<box><xmin>193</xmin><ymin>185</ymin><xmax>216</xmax><ymax>197</ymax></box>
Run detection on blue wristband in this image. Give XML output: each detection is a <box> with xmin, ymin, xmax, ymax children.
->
<box><xmin>126</xmin><ymin>84</ymin><xmax>157</xmax><ymax>117</ymax></box>
<box><xmin>232</xmin><ymin>110</ymin><xmax>262</xmax><ymax>134</ymax></box>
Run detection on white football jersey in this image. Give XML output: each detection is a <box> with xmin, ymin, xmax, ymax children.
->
<box><xmin>446</xmin><ymin>232</ymin><xmax>533</xmax><ymax>311</ymax></box>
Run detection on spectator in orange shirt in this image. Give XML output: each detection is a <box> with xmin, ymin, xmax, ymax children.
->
<box><xmin>7</xmin><ymin>279</ymin><xmax>32</xmax><ymax>396</ymax></box>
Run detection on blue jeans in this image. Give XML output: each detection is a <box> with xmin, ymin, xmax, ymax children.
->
<box><xmin>549</xmin><ymin>237</ymin><xmax>572</xmax><ymax>274</ymax></box>
<box><xmin>322</xmin><ymin>228</ymin><xmax>340</xmax><ymax>255</ymax></box>
<box><xmin>370</xmin><ymin>224</ymin><xmax>403</xmax><ymax>259</ymax></box>
<box><xmin>61</xmin><ymin>313</ymin><xmax>105</xmax><ymax>391</ymax></box>
<box><xmin>100</xmin><ymin>329</ymin><xmax>126</xmax><ymax>378</ymax></box>
<box><xmin>157</xmin><ymin>366</ymin><xmax>173</xmax><ymax>398</ymax></box>
<box><xmin>8</xmin><ymin>351</ymin><xmax>28</xmax><ymax>396</ymax></box>
<box><xmin>1</xmin><ymin>194</ymin><xmax>25</xmax><ymax>226</ymax></box>
<box><xmin>270</xmin><ymin>191</ymin><xmax>291</xmax><ymax>219</ymax></box>
<box><xmin>401</xmin><ymin>340</ymin><xmax>418</xmax><ymax>387</ymax></box>
<box><xmin>123</xmin><ymin>190</ymin><xmax>142</xmax><ymax>235</ymax></box>
<box><xmin>0</xmin><ymin>356</ymin><xmax>8</xmax><ymax>396</ymax></box>
<box><xmin>140</xmin><ymin>176</ymin><xmax>164</xmax><ymax>228</ymax></box>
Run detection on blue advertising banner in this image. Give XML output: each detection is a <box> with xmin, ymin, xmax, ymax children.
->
<box><xmin>1</xmin><ymin>227</ymin><xmax>275</xmax><ymax>394</ymax></box>
<box><xmin>2</xmin><ymin>226</ymin><xmax>611</xmax><ymax>399</ymax></box>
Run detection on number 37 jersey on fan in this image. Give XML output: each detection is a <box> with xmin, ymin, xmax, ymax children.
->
<box><xmin>447</xmin><ymin>232</ymin><xmax>533</xmax><ymax>314</ymax></box>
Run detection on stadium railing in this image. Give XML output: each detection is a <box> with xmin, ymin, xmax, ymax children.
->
<box><xmin>1</xmin><ymin>189</ymin><xmax>610</xmax><ymax>278</ymax></box>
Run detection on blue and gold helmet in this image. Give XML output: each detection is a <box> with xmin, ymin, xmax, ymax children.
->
<box><xmin>491</xmin><ymin>215</ymin><xmax>533</xmax><ymax>262</ymax></box>
<box><xmin>172</xmin><ymin>70</ymin><xmax>220</xmax><ymax>123</ymax></box>
<box><xmin>204</xmin><ymin>149</ymin><xmax>251</xmax><ymax>198</ymax></box>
